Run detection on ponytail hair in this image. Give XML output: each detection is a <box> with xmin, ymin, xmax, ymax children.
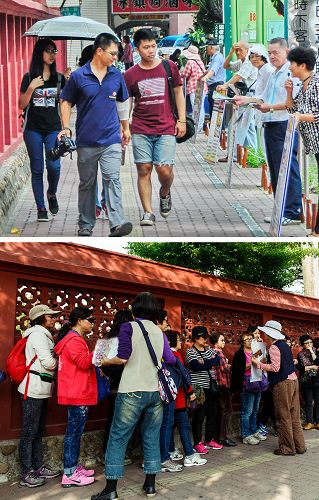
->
<box><xmin>56</xmin><ymin>306</ymin><xmax>91</xmax><ymax>343</ymax></box>
<box><xmin>106</xmin><ymin>309</ymin><xmax>133</xmax><ymax>339</ymax></box>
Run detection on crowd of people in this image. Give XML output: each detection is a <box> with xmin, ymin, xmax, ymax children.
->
<box><xmin>18</xmin><ymin>29</ymin><xmax>319</xmax><ymax>237</ymax></box>
<box><xmin>7</xmin><ymin>292</ymin><xmax>318</xmax><ymax>498</ymax></box>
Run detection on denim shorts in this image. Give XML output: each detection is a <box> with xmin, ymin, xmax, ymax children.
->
<box><xmin>132</xmin><ymin>134</ymin><xmax>176</xmax><ymax>166</ymax></box>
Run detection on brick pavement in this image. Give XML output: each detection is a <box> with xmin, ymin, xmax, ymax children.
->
<box><xmin>1</xmin><ymin>432</ymin><xmax>319</xmax><ymax>499</ymax></box>
<box><xmin>2</xmin><ymin>133</ymin><xmax>311</xmax><ymax>238</ymax></box>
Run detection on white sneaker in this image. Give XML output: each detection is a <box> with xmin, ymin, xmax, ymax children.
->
<box><xmin>170</xmin><ymin>449</ymin><xmax>183</xmax><ymax>461</ymax></box>
<box><xmin>281</xmin><ymin>217</ymin><xmax>301</xmax><ymax>226</ymax></box>
<box><xmin>243</xmin><ymin>435</ymin><xmax>260</xmax><ymax>445</ymax></box>
<box><xmin>161</xmin><ymin>459</ymin><xmax>183</xmax><ymax>472</ymax></box>
<box><xmin>253</xmin><ymin>432</ymin><xmax>267</xmax><ymax>441</ymax></box>
<box><xmin>184</xmin><ymin>453</ymin><xmax>207</xmax><ymax>467</ymax></box>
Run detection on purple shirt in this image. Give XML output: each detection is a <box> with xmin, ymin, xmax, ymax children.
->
<box><xmin>118</xmin><ymin>319</ymin><xmax>176</xmax><ymax>365</ymax></box>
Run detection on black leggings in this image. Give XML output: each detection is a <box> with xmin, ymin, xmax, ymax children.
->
<box><xmin>192</xmin><ymin>388</ymin><xmax>218</xmax><ymax>445</ymax></box>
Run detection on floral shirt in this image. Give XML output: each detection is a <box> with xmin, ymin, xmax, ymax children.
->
<box><xmin>287</xmin><ymin>73</ymin><xmax>319</xmax><ymax>154</ymax></box>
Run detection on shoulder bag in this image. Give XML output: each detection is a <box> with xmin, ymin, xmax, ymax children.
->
<box><xmin>162</xmin><ymin>60</ymin><xmax>195</xmax><ymax>144</ymax></box>
<box><xmin>136</xmin><ymin>319</ymin><xmax>178</xmax><ymax>404</ymax></box>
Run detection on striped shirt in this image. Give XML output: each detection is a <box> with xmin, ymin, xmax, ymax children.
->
<box><xmin>186</xmin><ymin>346</ymin><xmax>220</xmax><ymax>389</ymax></box>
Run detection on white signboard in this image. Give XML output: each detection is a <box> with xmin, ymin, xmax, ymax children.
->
<box><xmin>204</xmin><ymin>100</ymin><xmax>225</xmax><ymax>164</ymax></box>
<box><xmin>269</xmin><ymin>116</ymin><xmax>297</xmax><ymax>236</ymax></box>
<box><xmin>225</xmin><ymin>106</ymin><xmax>239</xmax><ymax>188</ymax></box>
<box><xmin>191</xmin><ymin>80</ymin><xmax>205</xmax><ymax>144</ymax></box>
<box><xmin>289</xmin><ymin>0</ymin><xmax>319</xmax><ymax>72</ymax></box>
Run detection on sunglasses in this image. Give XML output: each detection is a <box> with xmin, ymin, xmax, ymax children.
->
<box><xmin>45</xmin><ymin>48</ymin><xmax>58</xmax><ymax>54</ymax></box>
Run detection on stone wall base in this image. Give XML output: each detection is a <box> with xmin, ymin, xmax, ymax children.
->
<box><xmin>0</xmin><ymin>144</ymin><xmax>29</xmax><ymax>234</ymax></box>
<box><xmin>0</xmin><ymin>411</ymin><xmax>244</xmax><ymax>482</ymax></box>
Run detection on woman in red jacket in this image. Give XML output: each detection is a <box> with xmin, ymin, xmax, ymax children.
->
<box><xmin>54</xmin><ymin>307</ymin><xmax>98</xmax><ymax>488</ymax></box>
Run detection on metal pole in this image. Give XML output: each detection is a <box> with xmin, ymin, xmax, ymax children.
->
<box><xmin>304</xmin><ymin>151</ymin><xmax>309</xmax><ymax>198</ymax></box>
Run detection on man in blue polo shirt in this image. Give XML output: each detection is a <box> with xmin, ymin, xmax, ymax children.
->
<box><xmin>58</xmin><ymin>33</ymin><xmax>132</xmax><ymax>237</ymax></box>
<box><xmin>201</xmin><ymin>39</ymin><xmax>226</xmax><ymax>119</ymax></box>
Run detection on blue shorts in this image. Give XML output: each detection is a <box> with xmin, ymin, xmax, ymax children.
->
<box><xmin>131</xmin><ymin>134</ymin><xmax>176</xmax><ymax>166</ymax></box>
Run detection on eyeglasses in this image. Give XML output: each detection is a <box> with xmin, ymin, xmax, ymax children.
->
<box><xmin>85</xmin><ymin>317</ymin><xmax>95</xmax><ymax>324</ymax></box>
<box><xmin>243</xmin><ymin>338</ymin><xmax>252</xmax><ymax>342</ymax></box>
<box><xmin>102</xmin><ymin>49</ymin><xmax>118</xmax><ymax>57</ymax></box>
<box><xmin>45</xmin><ymin>48</ymin><xmax>58</xmax><ymax>54</ymax></box>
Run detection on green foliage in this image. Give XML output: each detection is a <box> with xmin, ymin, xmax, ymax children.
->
<box><xmin>246</xmin><ymin>147</ymin><xmax>266</xmax><ymax>168</ymax></box>
<box><xmin>271</xmin><ymin>0</ymin><xmax>284</xmax><ymax>16</ymax></box>
<box><xmin>126</xmin><ymin>243</ymin><xmax>316</xmax><ymax>290</ymax></box>
<box><xmin>192</xmin><ymin>0</ymin><xmax>222</xmax><ymax>34</ymax></box>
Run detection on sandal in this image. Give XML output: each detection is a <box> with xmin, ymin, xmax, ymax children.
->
<box><xmin>307</xmin><ymin>232</ymin><xmax>319</xmax><ymax>237</ymax></box>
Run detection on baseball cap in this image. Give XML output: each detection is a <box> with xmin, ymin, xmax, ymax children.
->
<box><xmin>29</xmin><ymin>304</ymin><xmax>59</xmax><ymax>321</ymax></box>
<box><xmin>192</xmin><ymin>326</ymin><xmax>209</xmax><ymax>340</ymax></box>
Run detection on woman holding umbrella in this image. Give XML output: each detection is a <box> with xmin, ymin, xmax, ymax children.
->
<box><xmin>18</xmin><ymin>39</ymin><xmax>65</xmax><ymax>222</ymax></box>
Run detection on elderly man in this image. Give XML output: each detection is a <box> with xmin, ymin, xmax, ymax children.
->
<box><xmin>251</xmin><ymin>320</ymin><xmax>306</xmax><ymax>456</ymax></box>
<box><xmin>255</xmin><ymin>37</ymin><xmax>303</xmax><ymax>226</ymax></box>
<box><xmin>201</xmin><ymin>39</ymin><xmax>226</xmax><ymax>119</ymax></box>
<box><xmin>217</xmin><ymin>41</ymin><xmax>258</xmax><ymax>159</ymax></box>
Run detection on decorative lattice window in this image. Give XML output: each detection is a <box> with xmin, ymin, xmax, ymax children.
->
<box><xmin>16</xmin><ymin>280</ymin><xmax>136</xmax><ymax>347</ymax></box>
<box><xmin>273</xmin><ymin>316</ymin><xmax>319</xmax><ymax>346</ymax></box>
<box><xmin>181</xmin><ymin>302</ymin><xmax>261</xmax><ymax>345</ymax></box>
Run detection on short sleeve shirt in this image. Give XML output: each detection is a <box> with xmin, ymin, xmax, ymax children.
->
<box><xmin>124</xmin><ymin>59</ymin><xmax>182</xmax><ymax>135</ymax></box>
<box><xmin>230</xmin><ymin>58</ymin><xmax>258</xmax><ymax>89</ymax></box>
<box><xmin>20</xmin><ymin>72</ymin><xmax>65</xmax><ymax>133</ymax></box>
<box><xmin>60</xmin><ymin>62</ymin><xmax>128</xmax><ymax>148</ymax></box>
<box><xmin>207</xmin><ymin>52</ymin><xmax>226</xmax><ymax>85</ymax></box>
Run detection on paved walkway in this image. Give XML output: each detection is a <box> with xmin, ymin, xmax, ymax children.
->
<box><xmin>1</xmin><ymin>431</ymin><xmax>319</xmax><ymax>499</ymax></box>
<box><xmin>2</xmin><ymin>132</ymin><xmax>311</xmax><ymax>238</ymax></box>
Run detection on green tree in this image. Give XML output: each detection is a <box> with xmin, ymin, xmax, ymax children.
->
<box><xmin>271</xmin><ymin>0</ymin><xmax>284</xmax><ymax>16</ymax></box>
<box><xmin>192</xmin><ymin>0</ymin><xmax>222</xmax><ymax>34</ymax></box>
<box><xmin>126</xmin><ymin>243</ymin><xmax>313</xmax><ymax>290</ymax></box>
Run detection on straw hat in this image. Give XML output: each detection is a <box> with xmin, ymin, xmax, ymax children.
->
<box><xmin>182</xmin><ymin>45</ymin><xmax>201</xmax><ymax>61</ymax></box>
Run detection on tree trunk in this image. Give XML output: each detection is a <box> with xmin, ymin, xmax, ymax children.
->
<box><xmin>302</xmin><ymin>243</ymin><xmax>319</xmax><ymax>298</ymax></box>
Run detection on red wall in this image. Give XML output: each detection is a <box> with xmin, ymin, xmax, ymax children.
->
<box><xmin>0</xmin><ymin>1</ymin><xmax>66</xmax><ymax>163</ymax></box>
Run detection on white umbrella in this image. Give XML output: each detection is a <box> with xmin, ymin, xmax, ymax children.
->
<box><xmin>23</xmin><ymin>15</ymin><xmax>118</xmax><ymax>41</ymax></box>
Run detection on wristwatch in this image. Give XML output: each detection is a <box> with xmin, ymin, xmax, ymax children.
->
<box><xmin>269</xmin><ymin>108</ymin><xmax>274</xmax><ymax>113</ymax></box>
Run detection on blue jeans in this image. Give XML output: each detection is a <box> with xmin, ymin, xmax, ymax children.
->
<box><xmin>106</xmin><ymin>391</ymin><xmax>163</xmax><ymax>479</ymax></box>
<box><xmin>264</xmin><ymin>121</ymin><xmax>302</xmax><ymax>220</ymax></box>
<box><xmin>160</xmin><ymin>400</ymin><xmax>175</xmax><ymax>462</ymax></box>
<box><xmin>23</xmin><ymin>129</ymin><xmax>61</xmax><ymax>210</ymax></box>
<box><xmin>132</xmin><ymin>134</ymin><xmax>176</xmax><ymax>166</ymax></box>
<box><xmin>63</xmin><ymin>405</ymin><xmax>88</xmax><ymax>475</ymax></box>
<box><xmin>169</xmin><ymin>410</ymin><xmax>194</xmax><ymax>457</ymax></box>
<box><xmin>240</xmin><ymin>391</ymin><xmax>261</xmax><ymax>438</ymax></box>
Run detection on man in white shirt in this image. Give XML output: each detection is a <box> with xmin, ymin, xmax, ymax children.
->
<box><xmin>217</xmin><ymin>41</ymin><xmax>258</xmax><ymax>159</ymax></box>
<box><xmin>256</xmin><ymin>37</ymin><xmax>302</xmax><ymax>225</ymax></box>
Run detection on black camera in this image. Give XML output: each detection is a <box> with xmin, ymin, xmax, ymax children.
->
<box><xmin>46</xmin><ymin>135</ymin><xmax>77</xmax><ymax>161</ymax></box>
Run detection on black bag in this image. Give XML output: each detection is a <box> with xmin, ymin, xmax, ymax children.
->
<box><xmin>162</xmin><ymin>60</ymin><xmax>195</xmax><ymax>144</ymax></box>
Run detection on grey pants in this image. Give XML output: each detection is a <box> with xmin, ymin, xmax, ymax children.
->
<box><xmin>77</xmin><ymin>144</ymin><xmax>124</xmax><ymax>230</ymax></box>
<box><xmin>19</xmin><ymin>396</ymin><xmax>48</xmax><ymax>474</ymax></box>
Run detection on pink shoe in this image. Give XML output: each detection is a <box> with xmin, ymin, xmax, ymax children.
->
<box><xmin>204</xmin><ymin>440</ymin><xmax>223</xmax><ymax>450</ymax></box>
<box><xmin>193</xmin><ymin>442</ymin><xmax>209</xmax><ymax>454</ymax></box>
<box><xmin>75</xmin><ymin>465</ymin><xmax>95</xmax><ymax>477</ymax></box>
<box><xmin>61</xmin><ymin>470</ymin><xmax>94</xmax><ymax>488</ymax></box>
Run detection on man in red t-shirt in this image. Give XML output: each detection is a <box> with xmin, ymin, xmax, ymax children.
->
<box><xmin>124</xmin><ymin>29</ymin><xmax>186</xmax><ymax>227</ymax></box>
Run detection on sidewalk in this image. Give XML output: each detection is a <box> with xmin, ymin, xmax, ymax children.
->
<box><xmin>1</xmin><ymin>432</ymin><xmax>319</xmax><ymax>499</ymax></box>
<box><xmin>2</xmin><ymin>134</ymin><xmax>310</xmax><ymax>238</ymax></box>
